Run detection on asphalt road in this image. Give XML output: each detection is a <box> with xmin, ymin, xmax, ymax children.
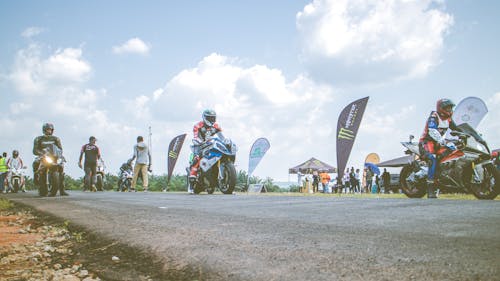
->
<box><xmin>5</xmin><ymin>191</ymin><xmax>500</xmax><ymax>281</ymax></box>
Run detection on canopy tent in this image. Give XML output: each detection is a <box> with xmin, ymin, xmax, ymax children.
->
<box><xmin>377</xmin><ymin>155</ymin><xmax>414</xmax><ymax>168</ymax></box>
<box><xmin>289</xmin><ymin>157</ymin><xmax>337</xmax><ymax>174</ymax></box>
<box><xmin>364</xmin><ymin>162</ymin><xmax>380</xmax><ymax>175</ymax></box>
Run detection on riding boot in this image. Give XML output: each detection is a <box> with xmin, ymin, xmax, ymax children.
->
<box><xmin>427</xmin><ymin>181</ymin><xmax>437</xmax><ymax>199</ymax></box>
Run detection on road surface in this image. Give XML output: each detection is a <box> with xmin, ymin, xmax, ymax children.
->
<box><xmin>5</xmin><ymin>191</ymin><xmax>500</xmax><ymax>281</ymax></box>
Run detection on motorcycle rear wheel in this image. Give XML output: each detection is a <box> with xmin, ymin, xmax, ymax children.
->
<box><xmin>469</xmin><ymin>164</ymin><xmax>499</xmax><ymax>200</ymax></box>
<box><xmin>400</xmin><ymin>165</ymin><xmax>427</xmax><ymax>198</ymax></box>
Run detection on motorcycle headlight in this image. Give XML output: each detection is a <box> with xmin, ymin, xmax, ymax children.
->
<box><xmin>44</xmin><ymin>156</ymin><xmax>54</xmax><ymax>164</ymax></box>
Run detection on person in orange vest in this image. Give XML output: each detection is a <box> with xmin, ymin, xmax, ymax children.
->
<box><xmin>319</xmin><ymin>170</ymin><xmax>331</xmax><ymax>193</ymax></box>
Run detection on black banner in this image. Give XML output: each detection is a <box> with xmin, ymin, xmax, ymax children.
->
<box><xmin>167</xmin><ymin>133</ymin><xmax>187</xmax><ymax>186</ymax></box>
<box><xmin>336</xmin><ymin>97</ymin><xmax>369</xmax><ymax>181</ymax></box>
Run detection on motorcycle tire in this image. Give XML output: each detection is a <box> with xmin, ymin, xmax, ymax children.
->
<box><xmin>13</xmin><ymin>180</ymin><xmax>19</xmax><ymax>193</ymax></box>
<box><xmin>38</xmin><ymin>173</ymin><xmax>48</xmax><ymax>197</ymax></box>
<box><xmin>49</xmin><ymin>171</ymin><xmax>60</xmax><ymax>196</ymax></box>
<box><xmin>218</xmin><ymin>162</ymin><xmax>236</xmax><ymax>195</ymax></box>
<box><xmin>124</xmin><ymin>179</ymin><xmax>131</xmax><ymax>192</ymax></box>
<box><xmin>399</xmin><ymin>165</ymin><xmax>426</xmax><ymax>198</ymax></box>
<box><xmin>469</xmin><ymin>164</ymin><xmax>499</xmax><ymax>200</ymax></box>
<box><xmin>96</xmin><ymin>174</ymin><xmax>103</xmax><ymax>191</ymax></box>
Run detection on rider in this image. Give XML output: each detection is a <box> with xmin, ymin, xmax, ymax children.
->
<box><xmin>419</xmin><ymin>98</ymin><xmax>461</xmax><ymax>198</ymax></box>
<box><xmin>189</xmin><ymin>109</ymin><xmax>222</xmax><ymax>184</ymax></box>
<box><xmin>33</xmin><ymin>123</ymin><xmax>68</xmax><ymax>196</ymax></box>
<box><xmin>78</xmin><ymin>136</ymin><xmax>101</xmax><ymax>192</ymax></box>
<box><xmin>7</xmin><ymin>150</ymin><xmax>25</xmax><ymax>192</ymax></box>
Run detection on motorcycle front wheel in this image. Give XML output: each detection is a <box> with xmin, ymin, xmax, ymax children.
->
<box><xmin>469</xmin><ymin>164</ymin><xmax>499</xmax><ymax>200</ymax></box>
<box><xmin>218</xmin><ymin>162</ymin><xmax>236</xmax><ymax>195</ymax></box>
<box><xmin>400</xmin><ymin>165</ymin><xmax>427</xmax><ymax>198</ymax></box>
<box><xmin>13</xmin><ymin>179</ymin><xmax>19</xmax><ymax>193</ymax></box>
<box><xmin>49</xmin><ymin>171</ymin><xmax>60</xmax><ymax>196</ymax></box>
<box><xmin>96</xmin><ymin>174</ymin><xmax>103</xmax><ymax>191</ymax></box>
<box><xmin>38</xmin><ymin>172</ymin><xmax>48</xmax><ymax>197</ymax></box>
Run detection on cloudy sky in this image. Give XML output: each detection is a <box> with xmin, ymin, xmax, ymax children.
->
<box><xmin>1</xmin><ymin>0</ymin><xmax>499</xmax><ymax>182</ymax></box>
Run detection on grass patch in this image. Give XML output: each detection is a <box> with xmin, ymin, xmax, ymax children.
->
<box><xmin>0</xmin><ymin>198</ymin><xmax>14</xmax><ymax>210</ymax></box>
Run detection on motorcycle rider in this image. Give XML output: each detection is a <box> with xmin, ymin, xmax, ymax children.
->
<box><xmin>419</xmin><ymin>98</ymin><xmax>461</xmax><ymax>198</ymax></box>
<box><xmin>188</xmin><ymin>109</ymin><xmax>222</xmax><ymax>187</ymax></box>
<box><xmin>7</xmin><ymin>150</ymin><xmax>25</xmax><ymax>192</ymax></box>
<box><xmin>78</xmin><ymin>136</ymin><xmax>101</xmax><ymax>192</ymax></box>
<box><xmin>33</xmin><ymin>123</ymin><xmax>68</xmax><ymax>196</ymax></box>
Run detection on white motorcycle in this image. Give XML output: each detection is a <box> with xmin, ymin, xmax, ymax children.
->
<box><xmin>9</xmin><ymin>166</ymin><xmax>27</xmax><ymax>193</ymax></box>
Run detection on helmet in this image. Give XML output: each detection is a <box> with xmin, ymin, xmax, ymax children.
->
<box><xmin>42</xmin><ymin>123</ymin><xmax>54</xmax><ymax>135</ymax></box>
<box><xmin>12</xmin><ymin>150</ymin><xmax>19</xmax><ymax>157</ymax></box>
<box><xmin>436</xmin><ymin>98</ymin><xmax>455</xmax><ymax>119</ymax></box>
<box><xmin>202</xmin><ymin>109</ymin><xmax>217</xmax><ymax>127</ymax></box>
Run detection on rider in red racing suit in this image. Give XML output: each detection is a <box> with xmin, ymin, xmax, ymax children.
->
<box><xmin>419</xmin><ymin>98</ymin><xmax>460</xmax><ymax>198</ymax></box>
<box><xmin>189</xmin><ymin>109</ymin><xmax>222</xmax><ymax>183</ymax></box>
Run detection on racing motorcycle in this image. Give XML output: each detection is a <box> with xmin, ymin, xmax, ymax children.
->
<box><xmin>36</xmin><ymin>144</ymin><xmax>66</xmax><ymax>197</ymax></box>
<box><xmin>9</xmin><ymin>166</ymin><xmax>26</xmax><ymax>193</ymax></box>
<box><xmin>399</xmin><ymin>123</ymin><xmax>499</xmax><ymax>199</ymax></box>
<box><xmin>95</xmin><ymin>158</ymin><xmax>106</xmax><ymax>191</ymax></box>
<box><xmin>117</xmin><ymin>162</ymin><xmax>133</xmax><ymax>192</ymax></box>
<box><xmin>188</xmin><ymin>132</ymin><xmax>237</xmax><ymax>194</ymax></box>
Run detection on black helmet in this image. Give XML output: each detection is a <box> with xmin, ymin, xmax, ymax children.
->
<box><xmin>42</xmin><ymin>123</ymin><xmax>54</xmax><ymax>135</ymax></box>
<box><xmin>12</xmin><ymin>150</ymin><xmax>19</xmax><ymax>157</ymax></box>
<box><xmin>436</xmin><ymin>98</ymin><xmax>455</xmax><ymax>119</ymax></box>
<box><xmin>202</xmin><ymin>109</ymin><xmax>216</xmax><ymax>126</ymax></box>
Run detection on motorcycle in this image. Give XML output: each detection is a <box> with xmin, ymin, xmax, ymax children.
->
<box><xmin>117</xmin><ymin>162</ymin><xmax>133</xmax><ymax>192</ymax></box>
<box><xmin>36</xmin><ymin>144</ymin><xmax>66</xmax><ymax>197</ymax></box>
<box><xmin>95</xmin><ymin>158</ymin><xmax>106</xmax><ymax>191</ymax></box>
<box><xmin>188</xmin><ymin>132</ymin><xmax>237</xmax><ymax>194</ymax></box>
<box><xmin>399</xmin><ymin>123</ymin><xmax>499</xmax><ymax>199</ymax></box>
<box><xmin>9</xmin><ymin>166</ymin><xmax>26</xmax><ymax>193</ymax></box>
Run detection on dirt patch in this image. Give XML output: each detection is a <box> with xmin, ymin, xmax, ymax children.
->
<box><xmin>0</xmin><ymin>201</ymin><xmax>198</xmax><ymax>281</ymax></box>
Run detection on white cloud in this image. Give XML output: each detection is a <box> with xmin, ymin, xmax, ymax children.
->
<box><xmin>9</xmin><ymin>44</ymin><xmax>91</xmax><ymax>95</ymax></box>
<box><xmin>112</xmin><ymin>38</ymin><xmax>151</xmax><ymax>55</ymax></box>
<box><xmin>21</xmin><ymin>27</ymin><xmax>44</xmax><ymax>38</ymax></box>
<box><xmin>296</xmin><ymin>0</ymin><xmax>454</xmax><ymax>84</ymax></box>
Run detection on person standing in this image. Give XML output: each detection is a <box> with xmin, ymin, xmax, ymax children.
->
<box><xmin>78</xmin><ymin>136</ymin><xmax>101</xmax><ymax>192</ymax></box>
<box><xmin>0</xmin><ymin>152</ymin><xmax>8</xmax><ymax>193</ymax></box>
<box><xmin>312</xmin><ymin>170</ymin><xmax>319</xmax><ymax>193</ymax></box>
<box><xmin>354</xmin><ymin>168</ymin><xmax>361</xmax><ymax>193</ymax></box>
<box><xmin>130</xmin><ymin>136</ymin><xmax>152</xmax><ymax>192</ymax></box>
<box><xmin>319</xmin><ymin>170</ymin><xmax>331</xmax><ymax>193</ymax></box>
<box><xmin>382</xmin><ymin>168</ymin><xmax>391</xmax><ymax>194</ymax></box>
<box><xmin>7</xmin><ymin>150</ymin><xmax>25</xmax><ymax>192</ymax></box>
<box><xmin>365</xmin><ymin>167</ymin><xmax>374</xmax><ymax>193</ymax></box>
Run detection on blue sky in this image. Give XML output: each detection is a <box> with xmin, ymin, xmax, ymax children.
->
<box><xmin>1</xmin><ymin>0</ymin><xmax>499</xmax><ymax>182</ymax></box>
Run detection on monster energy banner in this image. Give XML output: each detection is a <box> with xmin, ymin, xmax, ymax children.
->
<box><xmin>248</xmin><ymin>138</ymin><xmax>270</xmax><ymax>176</ymax></box>
<box><xmin>167</xmin><ymin>133</ymin><xmax>187</xmax><ymax>186</ymax></box>
<box><xmin>336</xmin><ymin>97</ymin><xmax>369</xmax><ymax>181</ymax></box>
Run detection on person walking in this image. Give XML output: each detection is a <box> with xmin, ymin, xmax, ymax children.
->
<box><xmin>129</xmin><ymin>136</ymin><xmax>152</xmax><ymax>192</ymax></box>
<box><xmin>0</xmin><ymin>152</ymin><xmax>8</xmax><ymax>193</ymax></box>
<box><xmin>78</xmin><ymin>136</ymin><xmax>101</xmax><ymax>192</ymax></box>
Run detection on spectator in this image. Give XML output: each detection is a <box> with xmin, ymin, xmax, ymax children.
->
<box><xmin>365</xmin><ymin>167</ymin><xmax>374</xmax><ymax>193</ymax></box>
<box><xmin>320</xmin><ymin>170</ymin><xmax>331</xmax><ymax>193</ymax></box>
<box><xmin>78</xmin><ymin>136</ymin><xmax>101</xmax><ymax>192</ymax></box>
<box><xmin>375</xmin><ymin>174</ymin><xmax>380</xmax><ymax>193</ymax></box>
<box><xmin>129</xmin><ymin>136</ymin><xmax>152</xmax><ymax>192</ymax></box>
<box><xmin>0</xmin><ymin>152</ymin><xmax>8</xmax><ymax>193</ymax></box>
<box><xmin>312</xmin><ymin>170</ymin><xmax>319</xmax><ymax>193</ymax></box>
<box><xmin>349</xmin><ymin>167</ymin><xmax>357</xmax><ymax>193</ymax></box>
<box><xmin>382</xmin><ymin>168</ymin><xmax>391</xmax><ymax>194</ymax></box>
<box><xmin>354</xmin><ymin>168</ymin><xmax>361</xmax><ymax>193</ymax></box>
<box><xmin>343</xmin><ymin>169</ymin><xmax>350</xmax><ymax>193</ymax></box>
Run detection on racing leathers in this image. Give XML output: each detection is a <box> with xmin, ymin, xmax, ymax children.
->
<box><xmin>419</xmin><ymin>111</ymin><xmax>460</xmax><ymax>185</ymax></box>
<box><xmin>189</xmin><ymin>121</ymin><xmax>222</xmax><ymax>179</ymax></box>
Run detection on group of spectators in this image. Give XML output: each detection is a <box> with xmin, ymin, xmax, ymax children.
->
<box><xmin>339</xmin><ymin>167</ymin><xmax>393</xmax><ymax>194</ymax></box>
